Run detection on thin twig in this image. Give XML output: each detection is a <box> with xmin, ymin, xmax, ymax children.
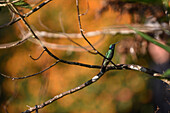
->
<box><xmin>23</xmin><ymin>24</ymin><xmax>166</xmax><ymax>38</ymax></box>
<box><xmin>0</xmin><ymin>37</ymin><xmax>31</xmax><ymax>49</ymax></box>
<box><xmin>0</xmin><ymin>3</ymin><xmax>16</xmax><ymax>28</ymax></box>
<box><xmin>0</xmin><ymin>61</ymin><xmax>59</xmax><ymax>80</ymax></box>
<box><xmin>0</xmin><ymin>60</ymin><xmax>101</xmax><ymax>80</ymax></box>
<box><xmin>7</xmin><ymin>2</ymin><xmax>44</xmax><ymax>46</ymax></box>
<box><xmin>0</xmin><ymin>0</ymin><xmax>52</xmax><ymax>29</ymax></box>
<box><xmin>107</xmin><ymin>64</ymin><xmax>170</xmax><ymax>84</ymax></box>
<box><xmin>22</xmin><ymin>63</ymin><xmax>170</xmax><ymax>113</ymax></box>
<box><xmin>29</xmin><ymin>50</ymin><xmax>45</xmax><ymax>60</ymax></box>
<box><xmin>7</xmin><ymin>1</ymin><xmax>102</xmax><ymax>70</ymax></box>
<box><xmin>0</xmin><ymin>0</ymin><xmax>20</xmax><ymax>7</ymax></box>
<box><xmin>59</xmin><ymin>13</ymin><xmax>97</xmax><ymax>54</ymax></box>
<box><xmin>59</xmin><ymin>59</ymin><xmax>101</xmax><ymax>68</ymax></box>
<box><xmin>79</xmin><ymin>0</ymin><xmax>89</xmax><ymax>16</ymax></box>
<box><xmin>0</xmin><ymin>59</ymin><xmax>101</xmax><ymax>80</ymax></box>
<box><xmin>76</xmin><ymin>0</ymin><xmax>117</xmax><ymax>67</ymax></box>
<box><xmin>7</xmin><ymin>2</ymin><xmax>61</xmax><ymax>63</ymax></box>
<box><xmin>2</xmin><ymin>1</ymin><xmax>169</xmax><ymax>113</ymax></box>
<box><xmin>22</xmin><ymin>58</ymin><xmax>108</xmax><ymax>113</ymax></box>
<box><xmin>76</xmin><ymin>0</ymin><xmax>96</xmax><ymax>52</ymax></box>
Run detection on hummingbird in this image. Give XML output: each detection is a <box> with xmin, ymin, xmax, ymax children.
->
<box><xmin>101</xmin><ymin>42</ymin><xmax>119</xmax><ymax>72</ymax></box>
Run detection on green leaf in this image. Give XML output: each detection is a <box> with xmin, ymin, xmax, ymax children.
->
<box><xmin>162</xmin><ymin>0</ymin><xmax>169</xmax><ymax>8</ymax></box>
<box><xmin>13</xmin><ymin>0</ymin><xmax>32</xmax><ymax>9</ymax></box>
<box><xmin>163</xmin><ymin>69</ymin><xmax>170</xmax><ymax>77</ymax></box>
<box><xmin>128</xmin><ymin>25</ymin><xmax>170</xmax><ymax>52</ymax></box>
<box><xmin>162</xmin><ymin>0</ymin><xmax>170</xmax><ymax>19</ymax></box>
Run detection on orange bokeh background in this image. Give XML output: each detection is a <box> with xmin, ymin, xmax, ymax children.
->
<box><xmin>0</xmin><ymin>0</ymin><xmax>155</xmax><ymax>113</ymax></box>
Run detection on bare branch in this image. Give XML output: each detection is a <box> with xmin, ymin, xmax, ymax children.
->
<box><xmin>59</xmin><ymin>13</ymin><xmax>97</xmax><ymax>54</ymax></box>
<box><xmin>0</xmin><ymin>23</ymin><xmax>163</xmax><ymax>49</ymax></box>
<box><xmin>1</xmin><ymin>1</ymin><xmax>169</xmax><ymax>113</ymax></box>
<box><xmin>18</xmin><ymin>30</ymin><xmax>104</xmax><ymax>51</ymax></box>
<box><xmin>6</xmin><ymin>2</ymin><xmax>61</xmax><ymax>64</ymax></box>
<box><xmin>7</xmin><ymin>2</ymin><xmax>45</xmax><ymax>47</ymax></box>
<box><xmin>22</xmin><ymin>68</ymin><xmax>105</xmax><ymax>113</ymax></box>
<box><xmin>24</xmin><ymin>30</ymin><xmax>101</xmax><ymax>38</ymax></box>
<box><xmin>79</xmin><ymin>0</ymin><xmax>89</xmax><ymax>16</ymax></box>
<box><xmin>29</xmin><ymin>50</ymin><xmax>45</xmax><ymax>60</ymax></box>
<box><xmin>0</xmin><ymin>0</ymin><xmax>52</xmax><ymax>28</ymax></box>
<box><xmin>59</xmin><ymin>59</ymin><xmax>101</xmax><ymax>69</ymax></box>
<box><xmin>76</xmin><ymin>0</ymin><xmax>118</xmax><ymax>67</ymax></box>
<box><xmin>0</xmin><ymin>37</ymin><xmax>31</xmax><ymax>49</ymax></box>
<box><xmin>0</xmin><ymin>61</ymin><xmax>59</xmax><ymax>80</ymax></box>
<box><xmin>76</xmin><ymin>0</ymin><xmax>96</xmax><ymax>52</ymax></box>
<box><xmin>0</xmin><ymin>0</ymin><xmax>20</xmax><ymax>7</ymax></box>
<box><xmin>107</xmin><ymin>64</ymin><xmax>170</xmax><ymax>85</ymax></box>
<box><xmin>0</xmin><ymin>4</ymin><xmax>16</xmax><ymax>28</ymax></box>
<box><xmin>22</xmin><ymin>63</ymin><xmax>170</xmax><ymax>113</ymax></box>
<box><xmin>22</xmin><ymin>24</ymin><xmax>166</xmax><ymax>39</ymax></box>
<box><xmin>0</xmin><ymin>59</ymin><xmax>101</xmax><ymax>80</ymax></box>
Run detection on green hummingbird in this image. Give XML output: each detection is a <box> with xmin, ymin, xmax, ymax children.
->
<box><xmin>101</xmin><ymin>42</ymin><xmax>119</xmax><ymax>72</ymax></box>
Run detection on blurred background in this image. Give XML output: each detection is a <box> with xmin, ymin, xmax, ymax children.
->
<box><xmin>0</xmin><ymin>0</ymin><xmax>169</xmax><ymax>113</ymax></box>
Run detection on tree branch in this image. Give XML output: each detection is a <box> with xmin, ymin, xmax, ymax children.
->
<box><xmin>0</xmin><ymin>61</ymin><xmax>59</xmax><ymax>80</ymax></box>
<box><xmin>22</xmin><ymin>63</ymin><xmax>169</xmax><ymax>113</ymax></box>
<box><xmin>0</xmin><ymin>0</ymin><xmax>52</xmax><ymax>28</ymax></box>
